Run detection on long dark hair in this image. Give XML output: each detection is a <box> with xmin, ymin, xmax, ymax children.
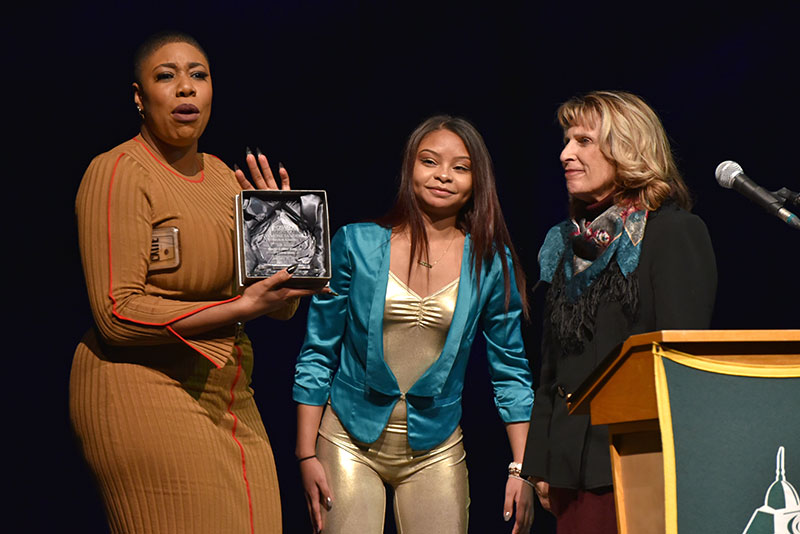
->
<box><xmin>376</xmin><ymin>115</ymin><xmax>528</xmax><ymax>318</ymax></box>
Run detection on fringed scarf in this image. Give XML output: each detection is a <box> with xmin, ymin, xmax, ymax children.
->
<box><xmin>538</xmin><ymin>201</ymin><xmax>648</xmax><ymax>356</ymax></box>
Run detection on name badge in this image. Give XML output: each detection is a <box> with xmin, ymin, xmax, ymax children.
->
<box><xmin>149</xmin><ymin>226</ymin><xmax>181</xmax><ymax>272</ymax></box>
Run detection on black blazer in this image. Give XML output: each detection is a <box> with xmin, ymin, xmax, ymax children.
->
<box><xmin>522</xmin><ymin>203</ymin><xmax>717</xmax><ymax>489</ymax></box>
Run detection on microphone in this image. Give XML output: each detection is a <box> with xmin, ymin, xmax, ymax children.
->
<box><xmin>715</xmin><ymin>160</ymin><xmax>800</xmax><ymax>230</ymax></box>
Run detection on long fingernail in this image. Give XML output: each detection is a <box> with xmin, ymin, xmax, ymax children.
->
<box><xmin>324</xmin><ymin>283</ymin><xmax>339</xmax><ymax>296</ymax></box>
<box><xmin>256</xmin><ymin>147</ymin><xmax>264</xmax><ymax>158</ymax></box>
<box><xmin>246</xmin><ymin>146</ymin><xmax>253</xmax><ymax>156</ymax></box>
<box><xmin>286</xmin><ymin>263</ymin><xmax>299</xmax><ymax>274</ymax></box>
<box><xmin>326</xmin><ymin>496</ymin><xmax>332</xmax><ymax>510</ymax></box>
<box><xmin>279</xmin><ymin>161</ymin><xmax>285</xmax><ymax>171</ymax></box>
<box><xmin>504</xmin><ymin>511</ymin><xmax>511</xmax><ymax>521</ymax></box>
<box><xmin>233</xmin><ymin>163</ymin><xmax>241</xmax><ymax>172</ymax></box>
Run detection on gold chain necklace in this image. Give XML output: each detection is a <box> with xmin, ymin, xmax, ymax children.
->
<box><xmin>418</xmin><ymin>231</ymin><xmax>458</xmax><ymax>269</ymax></box>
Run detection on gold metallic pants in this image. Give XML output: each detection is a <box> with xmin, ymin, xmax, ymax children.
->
<box><xmin>317</xmin><ymin>405</ymin><xmax>469</xmax><ymax>533</ymax></box>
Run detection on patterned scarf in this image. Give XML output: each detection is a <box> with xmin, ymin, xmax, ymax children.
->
<box><xmin>538</xmin><ymin>202</ymin><xmax>648</xmax><ymax>355</ymax></box>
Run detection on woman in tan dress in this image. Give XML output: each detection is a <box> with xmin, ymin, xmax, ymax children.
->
<box><xmin>70</xmin><ymin>32</ymin><xmax>316</xmax><ymax>534</ymax></box>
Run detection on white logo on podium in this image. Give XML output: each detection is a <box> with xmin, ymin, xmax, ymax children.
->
<box><xmin>743</xmin><ymin>447</ymin><xmax>800</xmax><ymax>534</ymax></box>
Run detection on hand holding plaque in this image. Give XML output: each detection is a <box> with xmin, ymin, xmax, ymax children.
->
<box><xmin>232</xmin><ymin>148</ymin><xmax>331</xmax><ymax>289</ymax></box>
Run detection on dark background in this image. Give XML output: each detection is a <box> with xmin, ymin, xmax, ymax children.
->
<box><xmin>7</xmin><ymin>1</ymin><xmax>798</xmax><ymax>532</ymax></box>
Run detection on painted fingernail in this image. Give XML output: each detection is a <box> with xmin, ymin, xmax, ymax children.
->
<box><xmin>326</xmin><ymin>496</ymin><xmax>332</xmax><ymax>509</ymax></box>
<box><xmin>233</xmin><ymin>163</ymin><xmax>241</xmax><ymax>172</ymax></box>
<box><xmin>324</xmin><ymin>283</ymin><xmax>339</xmax><ymax>296</ymax></box>
<box><xmin>286</xmin><ymin>263</ymin><xmax>299</xmax><ymax>274</ymax></box>
<box><xmin>246</xmin><ymin>146</ymin><xmax>253</xmax><ymax>156</ymax></box>
<box><xmin>504</xmin><ymin>511</ymin><xmax>511</xmax><ymax>521</ymax></box>
<box><xmin>279</xmin><ymin>161</ymin><xmax>285</xmax><ymax>171</ymax></box>
<box><xmin>256</xmin><ymin>147</ymin><xmax>264</xmax><ymax>158</ymax></box>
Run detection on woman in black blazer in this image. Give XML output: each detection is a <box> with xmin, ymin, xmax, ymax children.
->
<box><xmin>522</xmin><ymin>90</ymin><xmax>717</xmax><ymax>534</ymax></box>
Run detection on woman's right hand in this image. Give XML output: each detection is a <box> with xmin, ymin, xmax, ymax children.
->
<box><xmin>170</xmin><ymin>268</ymin><xmax>318</xmax><ymax>337</ymax></box>
<box><xmin>238</xmin><ymin>268</ymin><xmax>319</xmax><ymax>321</ymax></box>
<box><xmin>300</xmin><ymin>457</ymin><xmax>333</xmax><ymax>533</ymax></box>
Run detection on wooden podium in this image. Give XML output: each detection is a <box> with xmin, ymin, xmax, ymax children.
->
<box><xmin>567</xmin><ymin>330</ymin><xmax>800</xmax><ymax>534</ymax></box>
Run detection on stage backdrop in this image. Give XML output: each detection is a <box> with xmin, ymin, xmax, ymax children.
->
<box><xmin>6</xmin><ymin>1</ymin><xmax>799</xmax><ymax>533</ymax></box>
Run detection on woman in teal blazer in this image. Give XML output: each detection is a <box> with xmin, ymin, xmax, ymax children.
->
<box><xmin>293</xmin><ymin>116</ymin><xmax>535</xmax><ymax>534</ymax></box>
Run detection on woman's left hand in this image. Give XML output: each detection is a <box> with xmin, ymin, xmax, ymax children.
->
<box><xmin>235</xmin><ymin>148</ymin><xmax>291</xmax><ymax>190</ymax></box>
<box><xmin>504</xmin><ymin>475</ymin><xmax>534</xmax><ymax>533</ymax></box>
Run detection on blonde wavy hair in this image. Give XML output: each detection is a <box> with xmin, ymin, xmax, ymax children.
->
<box><xmin>557</xmin><ymin>90</ymin><xmax>692</xmax><ymax>212</ymax></box>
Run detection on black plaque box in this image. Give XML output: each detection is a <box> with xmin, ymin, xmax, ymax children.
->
<box><xmin>235</xmin><ymin>189</ymin><xmax>331</xmax><ymax>289</ymax></box>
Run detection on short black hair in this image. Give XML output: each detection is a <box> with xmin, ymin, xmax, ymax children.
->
<box><xmin>133</xmin><ymin>31</ymin><xmax>209</xmax><ymax>84</ymax></box>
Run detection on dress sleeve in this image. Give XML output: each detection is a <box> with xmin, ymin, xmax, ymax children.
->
<box><xmin>76</xmin><ymin>152</ymin><xmax>241</xmax><ymax>351</ymax></box>
<box><xmin>293</xmin><ymin>226</ymin><xmax>352</xmax><ymax>405</ymax></box>
<box><xmin>480</xmin><ymin>251</ymin><xmax>534</xmax><ymax>423</ymax></box>
<box><xmin>649</xmin><ymin>213</ymin><xmax>717</xmax><ymax>329</ymax></box>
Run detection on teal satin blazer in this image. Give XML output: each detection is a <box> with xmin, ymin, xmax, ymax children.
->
<box><xmin>293</xmin><ymin>223</ymin><xmax>533</xmax><ymax>450</ymax></box>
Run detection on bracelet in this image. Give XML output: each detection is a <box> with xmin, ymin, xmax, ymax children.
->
<box><xmin>297</xmin><ymin>454</ymin><xmax>316</xmax><ymax>463</ymax></box>
<box><xmin>508</xmin><ymin>461</ymin><xmax>523</xmax><ymax>477</ymax></box>
<box><xmin>509</xmin><ymin>474</ymin><xmax>536</xmax><ymax>489</ymax></box>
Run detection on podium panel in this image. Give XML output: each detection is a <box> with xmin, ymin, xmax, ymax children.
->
<box><xmin>568</xmin><ymin>330</ymin><xmax>800</xmax><ymax>534</ymax></box>
<box><xmin>654</xmin><ymin>348</ymin><xmax>800</xmax><ymax>533</ymax></box>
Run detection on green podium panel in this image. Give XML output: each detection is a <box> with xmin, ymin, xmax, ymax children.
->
<box><xmin>654</xmin><ymin>349</ymin><xmax>800</xmax><ymax>534</ymax></box>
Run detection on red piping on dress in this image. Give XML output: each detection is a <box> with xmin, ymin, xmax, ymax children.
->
<box><xmin>105</xmin><ymin>151</ymin><xmax>239</xmax><ymax>369</ymax></box>
<box><xmin>228</xmin><ymin>344</ymin><xmax>255</xmax><ymax>534</ymax></box>
<box><xmin>132</xmin><ymin>136</ymin><xmax>204</xmax><ymax>183</ymax></box>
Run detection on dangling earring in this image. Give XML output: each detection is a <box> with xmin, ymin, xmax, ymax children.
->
<box><xmin>137</xmin><ymin>105</ymin><xmax>145</xmax><ymax>119</ymax></box>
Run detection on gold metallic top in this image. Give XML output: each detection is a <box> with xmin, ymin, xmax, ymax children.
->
<box><xmin>383</xmin><ymin>271</ymin><xmax>459</xmax><ymax>420</ymax></box>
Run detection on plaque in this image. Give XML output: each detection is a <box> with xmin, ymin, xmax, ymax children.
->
<box><xmin>235</xmin><ymin>190</ymin><xmax>331</xmax><ymax>289</ymax></box>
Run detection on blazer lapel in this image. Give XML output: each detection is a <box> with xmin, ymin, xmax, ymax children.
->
<box><xmin>407</xmin><ymin>235</ymin><xmax>474</xmax><ymax>397</ymax></box>
<box><xmin>364</xmin><ymin>227</ymin><xmax>401</xmax><ymax>396</ymax></box>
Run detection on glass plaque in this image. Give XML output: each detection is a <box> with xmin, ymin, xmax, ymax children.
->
<box><xmin>236</xmin><ymin>190</ymin><xmax>330</xmax><ymax>288</ymax></box>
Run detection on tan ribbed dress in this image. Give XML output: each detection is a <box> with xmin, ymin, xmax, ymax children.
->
<box><xmin>71</xmin><ymin>136</ymin><xmax>288</xmax><ymax>534</ymax></box>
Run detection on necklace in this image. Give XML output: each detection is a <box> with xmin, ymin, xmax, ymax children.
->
<box><xmin>418</xmin><ymin>231</ymin><xmax>458</xmax><ymax>269</ymax></box>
